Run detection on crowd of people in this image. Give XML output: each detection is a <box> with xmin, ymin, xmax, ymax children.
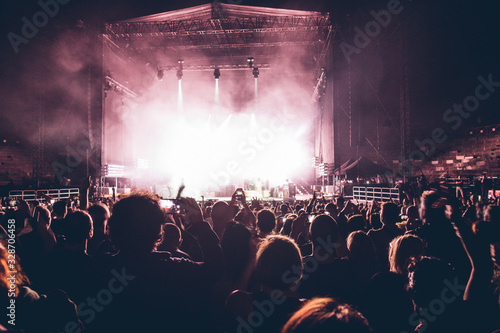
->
<box><xmin>0</xmin><ymin>181</ymin><xmax>499</xmax><ymax>333</ymax></box>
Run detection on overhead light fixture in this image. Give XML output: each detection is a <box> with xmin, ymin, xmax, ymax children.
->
<box><xmin>157</xmin><ymin>69</ymin><xmax>164</xmax><ymax>81</ymax></box>
<box><xmin>252</xmin><ymin>67</ymin><xmax>260</xmax><ymax>79</ymax></box>
<box><xmin>247</xmin><ymin>57</ymin><xmax>254</xmax><ymax>68</ymax></box>
<box><xmin>177</xmin><ymin>59</ymin><xmax>184</xmax><ymax>80</ymax></box>
<box><xmin>214</xmin><ymin>68</ymin><xmax>221</xmax><ymax>79</ymax></box>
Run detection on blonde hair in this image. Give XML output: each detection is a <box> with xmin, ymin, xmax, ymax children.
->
<box><xmin>388</xmin><ymin>234</ymin><xmax>425</xmax><ymax>275</ymax></box>
<box><xmin>0</xmin><ymin>241</ymin><xmax>30</xmax><ymax>296</ymax></box>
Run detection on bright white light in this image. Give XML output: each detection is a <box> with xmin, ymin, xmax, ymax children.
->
<box><xmin>178</xmin><ymin>80</ymin><xmax>183</xmax><ymax>112</ymax></box>
<box><xmin>110</xmin><ymin>63</ymin><xmax>315</xmax><ymax>197</ymax></box>
<box><xmin>215</xmin><ymin>79</ymin><xmax>219</xmax><ymax>103</ymax></box>
<box><xmin>254</xmin><ymin>78</ymin><xmax>258</xmax><ymax>99</ymax></box>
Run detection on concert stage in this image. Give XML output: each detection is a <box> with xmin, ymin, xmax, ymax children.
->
<box><xmin>100</xmin><ymin>3</ymin><xmax>333</xmax><ymax>197</ymax></box>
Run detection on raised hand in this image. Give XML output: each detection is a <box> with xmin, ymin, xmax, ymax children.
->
<box><xmin>178</xmin><ymin>197</ymin><xmax>204</xmax><ymax>226</ymax></box>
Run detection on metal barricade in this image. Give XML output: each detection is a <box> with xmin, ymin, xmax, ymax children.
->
<box><xmin>353</xmin><ymin>186</ymin><xmax>399</xmax><ymax>202</ymax></box>
<box><xmin>9</xmin><ymin>188</ymin><xmax>80</xmax><ymax>202</ymax></box>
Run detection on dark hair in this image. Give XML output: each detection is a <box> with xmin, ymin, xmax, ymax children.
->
<box><xmin>381</xmin><ymin>202</ymin><xmax>399</xmax><ymax>225</ymax></box>
<box><xmin>406</xmin><ymin>205</ymin><xmax>419</xmax><ymax>220</ymax></box>
<box><xmin>108</xmin><ymin>192</ymin><xmax>165</xmax><ymax>254</ymax></box>
<box><xmin>221</xmin><ymin>222</ymin><xmax>252</xmax><ymax>282</ymax></box>
<box><xmin>369</xmin><ymin>213</ymin><xmax>382</xmax><ymax>230</ymax></box>
<box><xmin>52</xmin><ymin>200</ymin><xmax>67</xmax><ymax>218</ymax></box>
<box><xmin>310</xmin><ymin>214</ymin><xmax>339</xmax><ymax>248</ymax></box>
<box><xmin>346</xmin><ymin>214</ymin><xmax>366</xmax><ymax>233</ymax></box>
<box><xmin>88</xmin><ymin>203</ymin><xmax>110</xmax><ymax>230</ymax></box>
<box><xmin>257</xmin><ymin>209</ymin><xmax>276</xmax><ymax>234</ymax></box>
<box><xmin>407</xmin><ymin>256</ymin><xmax>456</xmax><ymax>308</ymax></box>
<box><xmin>420</xmin><ymin>190</ymin><xmax>446</xmax><ymax>221</ymax></box>
<box><xmin>63</xmin><ymin>210</ymin><xmax>93</xmax><ymax>245</ymax></box>
<box><xmin>281</xmin><ymin>215</ymin><xmax>297</xmax><ymax>236</ymax></box>
<box><xmin>255</xmin><ymin>235</ymin><xmax>302</xmax><ymax>290</ymax></box>
<box><xmin>161</xmin><ymin>223</ymin><xmax>182</xmax><ymax>252</ymax></box>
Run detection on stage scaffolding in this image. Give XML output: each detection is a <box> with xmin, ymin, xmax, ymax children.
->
<box><xmin>103</xmin><ymin>3</ymin><xmax>332</xmax><ymax>67</ymax></box>
<box><xmin>101</xmin><ymin>3</ymin><xmax>335</xmax><ymax>191</ymax></box>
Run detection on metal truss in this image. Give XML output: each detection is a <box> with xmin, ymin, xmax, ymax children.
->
<box><xmin>105</xmin><ymin>16</ymin><xmax>331</xmax><ymax>37</ymax></box>
<box><xmin>158</xmin><ymin>64</ymin><xmax>270</xmax><ymax>71</ymax></box>
<box><xmin>132</xmin><ymin>41</ymin><xmax>322</xmax><ymax>51</ymax></box>
<box><xmin>104</xmin><ymin>14</ymin><xmax>332</xmax><ymax>59</ymax></box>
<box><xmin>104</xmin><ymin>76</ymin><xmax>140</xmax><ymax>100</ymax></box>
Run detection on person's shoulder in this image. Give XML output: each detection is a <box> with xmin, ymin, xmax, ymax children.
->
<box><xmin>171</xmin><ymin>249</ymin><xmax>193</xmax><ymax>260</ymax></box>
<box><xmin>17</xmin><ymin>286</ymin><xmax>41</xmax><ymax>303</ymax></box>
<box><xmin>226</xmin><ymin>290</ymin><xmax>253</xmax><ymax>317</ymax></box>
<box><xmin>90</xmin><ymin>251</ymin><xmax>122</xmax><ymax>269</ymax></box>
<box><xmin>367</xmin><ymin>228</ymin><xmax>382</xmax><ymax>236</ymax></box>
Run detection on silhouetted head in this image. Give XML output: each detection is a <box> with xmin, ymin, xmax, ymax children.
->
<box><xmin>257</xmin><ymin>209</ymin><xmax>276</xmax><ymax>235</ymax></box>
<box><xmin>281</xmin><ymin>204</ymin><xmax>289</xmax><ymax>215</ymax></box>
<box><xmin>407</xmin><ymin>257</ymin><xmax>456</xmax><ymax>310</ymax></box>
<box><xmin>406</xmin><ymin>205</ymin><xmax>419</xmax><ymax>220</ymax></box>
<box><xmin>52</xmin><ymin>200</ymin><xmax>67</xmax><ymax>219</ymax></box>
<box><xmin>389</xmin><ymin>234</ymin><xmax>425</xmax><ymax>275</ymax></box>
<box><xmin>369</xmin><ymin>213</ymin><xmax>382</xmax><ymax>230</ymax></box>
<box><xmin>295</xmin><ymin>204</ymin><xmax>303</xmax><ymax>213</ymax></box>
<box><xmin>325</xmin><ymin>203</ymin><xmax>338</xmax><ymax>217</ymax></box>
<box><xmin>255</xmin><ymin>235</ymin><xmax>302</xmax><ymax>291</ymax></box>
<box><xmin>363</xmin><ymin>272</ymin><xmax>413</xmax><ymax>333</ymax></box>
<box><xmin>88</xmin><ymin>203</ymin><xmax>110</xmax><ymax>234</ymax></box>
<box><xmin>336</xmin><ymin>197</ymin><xmax>345</xmax><ymax>209</ymax></box>
<box><xmin>281</xmin><ymin>297</ymin><xmax>372</xmax><ymax>333</ymax></box>
<box><xmin>281</xmin><ymin>214</ymin><xmax>297</xmax><ymax>236</ymax></box>
<box><xmin>346</xmin><ymin>230</ymin><xmax>376</xmax><ymax>262</ymax></box>
<box><xmin>346</xmin><ymin>214</ymin><xmax>366</xmax><ymax>233</ymax></box>
<box><xmin>63</xmin><ymin>210</ymin><xmax>93</xmax><ymax>246</ymax></box>
<box><xmin>310</xmin><ymin>214</ymin><xmax>339</xmax><ymax>249</ymax></box>
<box><xmin>419</xmin><ymin>190</ymin><xmax>446</xmax><ymax>223</ymax></box>
<box><xmin>381</xmin><ymin>202</ymin><xmax>399</xmax><ymax>225</ymax></box>
<box><xmin>211</xmin><ymin>201</ymin><xmax>232</xmax><ymax>235</ymax></box>
<box><xmin>221</xmin><ymin>221</ymin><xmax>253</xmax><ymax>282</ymax></box>
<box><xmin>161</xmin><ymin>223</ymin><xmax>182</xmax><ymax>252</ymax></box>
<box><xmin>108</xmin><ymin>192</ymin><xmax>165</xmax><ymax>255</ymax></box>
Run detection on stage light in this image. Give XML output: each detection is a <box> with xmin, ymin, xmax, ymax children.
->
<box><xmin>177</xmin><ymin>59</ymin><xmax>184</xmax><ymax>80</ymax></box>
<box><xmin>177</xmin><ymin>69</ymin><xmax>183</xmax><ymax>80</ymax></box>
<box><xmin>157</xmin><ymin>69</ymin><xmax>164</xmax><ymax>81</ymax></box>
<box><xmin>214</xmin><ymin>68</ymin><xmax>221</xmax><ymax>79</ymax></box>
<box><xmin>252</xmin><ymin>67</ymin><xmax>259</xmax><ymax>79</ymax></box>
<box><xmin>247</xmin><ymin>57</ymin><xmax>254</xmax><ymax>68</ymax></box>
